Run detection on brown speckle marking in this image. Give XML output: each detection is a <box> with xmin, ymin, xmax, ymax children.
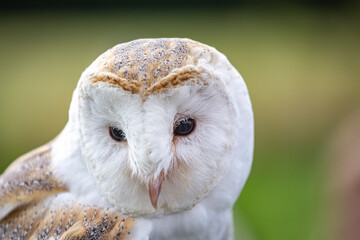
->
<box><xmin>89</xmin><ymin>38</ymin><xmax>211</xmax><ymax>98</ymax></box>
<box><xmin>0</xmin><ymin>202</ymin><xmax>136</xmax><ymax>239</ymax></box>
<box><xmin>0</xmin><ymin>145</ymin><xmax>67</xmax><ymax>212</ymax></box>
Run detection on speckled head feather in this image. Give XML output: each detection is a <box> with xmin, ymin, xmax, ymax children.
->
<box><xmin>86</xmin><ymin>38</ymin><xmax>212</xmax><ymax>98</ymax></box>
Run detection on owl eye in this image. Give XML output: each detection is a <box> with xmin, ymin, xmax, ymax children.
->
<box><xmin>109</xmin><ymin>126</ymin><xmax>126</xmax><ymax>142</ymax></box>
<box><xmin>174</xmin><ymin>118</ymin><xmax>195</xmax><ymax>136</ymax></box>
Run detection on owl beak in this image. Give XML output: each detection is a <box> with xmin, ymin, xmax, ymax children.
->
<box><xmin>148</xmin><ymin>170</ymin><xmax>165</xmax><ymax>209</ymax></box>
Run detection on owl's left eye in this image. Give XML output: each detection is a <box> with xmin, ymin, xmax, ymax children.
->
<box><xmin>109</xmin><ymin>126</ymin><xmax>126</xmax><ymax>142</ymax></box>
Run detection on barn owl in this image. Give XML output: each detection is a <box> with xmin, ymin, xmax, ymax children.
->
<box><xmin>0</xmin><ymin>38</ymin><xmax>254</xmax><ymax>239</ymax></box>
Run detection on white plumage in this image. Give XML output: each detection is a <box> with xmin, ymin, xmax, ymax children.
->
<box><xmin>0</xmin><ymin>38</ymin><xmax>254</xmax><ymax>240</ymax></box>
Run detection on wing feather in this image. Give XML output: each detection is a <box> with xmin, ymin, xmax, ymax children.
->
<box><xmin>0</xmin><ymin>201</ymin><xmax>136</xmax><ymax>239</ymax></box>
<box><xmin>0</xmin><ymin>144</ymin><xmax>67</xmax><ymax>220</ymax></box>
<box><xmin>0</xmin><ymin>145</ymin><xmax>136</xmax><ymax>239</ymax></box>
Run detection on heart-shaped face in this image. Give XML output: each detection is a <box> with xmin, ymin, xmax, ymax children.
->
<box><xmin>74</xmin><ymin>38</ymin><xmax>253</xmax><ymax>217</ymax></box>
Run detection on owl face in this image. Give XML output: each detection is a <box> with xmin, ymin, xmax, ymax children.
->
<box><xmin>73</xmin><ymin>39</ymin><xmax>253</xmax><ymax>217</ymax></box>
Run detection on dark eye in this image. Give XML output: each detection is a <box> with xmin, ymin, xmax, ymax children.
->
<box><xmin>174</xmin><ymin>118</ymin><xmax>195</xmax><ymax>136</ymax></box>
<box><xmin>109</xmin><ymin>126</ymin><xmax>126</xmax><ymax>142</ymax></box>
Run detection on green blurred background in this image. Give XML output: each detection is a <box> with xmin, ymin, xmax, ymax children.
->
<box><xmin>1</xmin><ymin>2</ymin><xmax>360</xmax><ymax>240</ymax></box>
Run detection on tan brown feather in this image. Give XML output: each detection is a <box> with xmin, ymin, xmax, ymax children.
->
<box><xmin>0</xmin><ymin>144</ymin><xmax>67</xmax><ymax>214</ymax></box>
<box><xmin>89</xmin><ymin>38</ymin><xmax>210</xmax><ymax>98</ymax></box>
<box><xmin>0</xmin><ymin>202</ymin><xmax>135</xmax><ymax>239</ymax></box>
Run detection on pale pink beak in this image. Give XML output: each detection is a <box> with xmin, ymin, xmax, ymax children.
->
<box><xmin>148</xmin><ymin>170</ymin><xmax>165</xmax><ymax>209</ymax></box>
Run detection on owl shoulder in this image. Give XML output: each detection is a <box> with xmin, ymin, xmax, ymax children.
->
<box><xmin>0</xmin><ymin>144</ymin><xmax>67</xmax><ymax>221</ymax></box>
<box><xmin>0</xmin><ymin>145</ymin><xmax>137</xmax><ymax>239</ymax></box>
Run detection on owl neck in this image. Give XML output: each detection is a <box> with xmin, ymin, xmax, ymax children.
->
<box><xmin>138</xmin><ymin>202</ymin><xmax>234</xmax><ymax>239</ymax></box>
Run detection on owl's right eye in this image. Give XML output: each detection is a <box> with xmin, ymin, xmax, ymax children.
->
<box><xmin>109</xmin><ymin>126</ymin><xmax>126</xmax><ymax>142</ymax></box>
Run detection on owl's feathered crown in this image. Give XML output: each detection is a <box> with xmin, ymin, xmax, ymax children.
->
<box><xmin>85</xmin><ymin>38</ymin><xmax>214</xmax><ymax>97</ymax></box>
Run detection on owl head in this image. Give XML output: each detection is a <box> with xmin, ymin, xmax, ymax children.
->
<box><xmin>61</xmin><ymin>38</ymin><xmax>253</xmax><ymax>217</ymax></box>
